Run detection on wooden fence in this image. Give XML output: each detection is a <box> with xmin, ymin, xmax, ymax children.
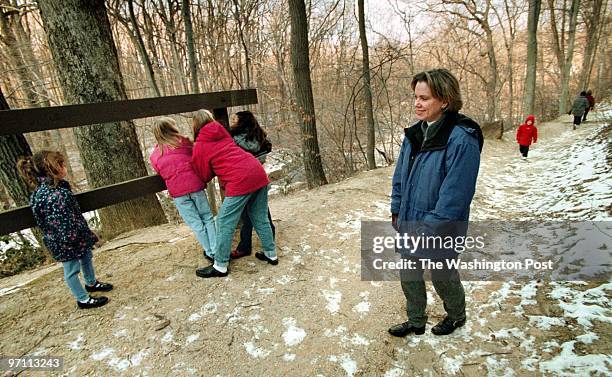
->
<box><xmin>0</xmin><ymin>89</ymin><xmax>258</xmax><ymax>235</ymax></box>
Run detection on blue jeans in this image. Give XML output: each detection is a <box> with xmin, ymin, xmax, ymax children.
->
<box><xmin>174</xmin><ymin>191</ymin><xmax>217</xmax><ymax>258</ymax></box>
<box><xmin>214</xmin><ymin>186</ymin><xmax>275</xmax><ymax>268</ymax></box>
<box><xmin>62</xmin><ymin>250</ymin><xmax>96</xmax><ymax>302</ymax></box>
<box><xmin>237</xmin><ymin>208</ymin><xmax>275</xmax><ymax>253</ymax></box>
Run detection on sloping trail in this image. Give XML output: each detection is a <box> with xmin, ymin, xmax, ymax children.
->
<box><xmin>0</xmin><ymin>113</ymin><xmax>610</xmax><ymax>376</ymax></box>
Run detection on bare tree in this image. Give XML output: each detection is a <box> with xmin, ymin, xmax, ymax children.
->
<box><xmin>523</xmin><ymin>0</ymin><xmax>542</xmax><ymax>116</ymax></box>
<box><xmin>548</xmin><ymin>0</ymin><xmax>580</xmax><ymax>114</ymax></box>
<box><xmin>357</xmin><ymin>0</ymin><xmax>376</xmax><ymax>170</ymax></box>
<box><xmin>288</xmin><ymin>0</ymin><xmax>327</xmax><ymax>188</ymax></box>
<box><xmin>128</xmin><ymin>0</ymin><xmax>162</xmax><ymax>96</ymax></box>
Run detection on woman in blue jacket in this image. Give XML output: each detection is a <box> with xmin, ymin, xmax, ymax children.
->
<box><xmin>389</xmin><ymin>69</ymin><xmax>483</xmax><ymax>337</ymax></box>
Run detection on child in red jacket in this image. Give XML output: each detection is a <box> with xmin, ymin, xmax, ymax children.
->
<box><xmin>516</xmin><ymin>115</ymin><xmax>538</xmax><ymax>158</ymax></box>
<box><xmin>191</xmin><ymin>110</ymin><xmax>277</xmax><ymax>278</ymax></box>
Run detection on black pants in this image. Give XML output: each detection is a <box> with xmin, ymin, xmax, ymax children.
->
<box><xmin>582</xmin><ymin>108</ymin><xmax>590</xmax><ymax>122</ymax></box>
<box><xmin>519</xmin><ymin>145</ymin><xmax>529</xmax><ymax>157</ymax></box>
<box><xmin>573</xmin><ymin>115</ymin><xmax>582</xmax><ymax>126</ymax></box>
<box><xmin>237</xmin><ymin>208</ymin><xmax>275</xmax><ymax>252</ymax></box>
<box><xmin>400</xmin><ymin>256</ymin><xmax>466</xmax><ymax>327</ymax></box>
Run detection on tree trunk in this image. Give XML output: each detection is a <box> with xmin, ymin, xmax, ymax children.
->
<box><xmin>182</xmin><ymin>0</ymin><xmax>199</xmax><ymax>93</ymax></box>
<box><xmin>128</xmin><ymin>0</ymin><xmax>162</xmax><ymax>97</ymax></box>
<box><xmin>0</xmin><ymin>86</ymin><xmax>48</xmax><ymax>256</ymax></box>
<box><xmin>37</xmin><ymin>0</ymin><xmax>167</xmax><ymax>238</ymax></box>
<box><xmin>578</xmin><ymin>0</ymin><xmax>604</xmax><ymax>90</ymax></box>
<box><xmin>357</xmin><ymin>0</ymin><xmax>376</xmax><ymax>170</ymax></box>
<box><xmin>288</xmin><ymin>0</ymin><xmax>328</xmax><ymax>188</ymax></box>
<box><xmin>552</xmin><ymin>0</ymin><xmax>580</xmax><ymax>115</ymax></box>
<box><xmin>523</xmin><ymin>0</ymin><xmax>541</xmax><ymax>117</ymax></box>
<box><xmin>0</xmin><ymin>87</ymin><xmax>32</xmax><ymax>206</ymax></box>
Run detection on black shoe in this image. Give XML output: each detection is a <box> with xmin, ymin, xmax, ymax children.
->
<box><xmin>204</xmin><ymin>253</ymin><xmax>214</xmax><ymax>262</ymax></box>
<box><xmin>255</xmin><ymin>252</ymin><xmax>278</xmax><ymax>265</ymax></box>
<box><xmin>388</xmin><ymin>321</ymin><xmax>425</xmax><ymax>337</ymax></box>
<box><xmin>77</xmin><ymin>296</ymin><xmax>109</xmax><ymax>309</ymax></box>
<box><xmin>195</xmin><ymin>265</ymin><xmax>228</xmax><ymax>278</ymax></box>
<box><xmin>85</xmin><ymin>281</ymin><xmax>113</xmax><ymax>292</ymax></box>
<box><xmin>431</xmin><ymin>317</ymin><xmax>465</xmax><ymax>336</ymax></box>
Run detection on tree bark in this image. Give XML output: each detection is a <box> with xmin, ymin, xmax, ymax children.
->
<box><xmin>523</xmin><ymin>0</ymin><xmax>541</xmax><ymax>117</ymax></box>
<box><xmin>357</xmin><ymin>0</ymin><xmax>376</xmax><ymax>170</ymax></box>
<box><xmin>0</xmin><ymin>86</ymin><xmax>48</xmax><ymax>255</ymax></box>
<box><xmin>288</xmin><ymin>0</ymin><xmax>328</xmax><ymax>188</ymax></box>
<box><xmin>37</xmin><ymin>0</ymin><xmax>167</xmax><ymax>238</ymax></box>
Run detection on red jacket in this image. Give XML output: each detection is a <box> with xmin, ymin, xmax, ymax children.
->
<box><xmin>192</xmin><ymin>121</ymin><xmax>269</xmax><ymax>197</ymax></box>
<box><xmin>150</xmin><ymin>137</ymin><xmax>205</xmax><ymax>198</ymax></box>
<box><xmin>516</xmin><ymin>115</ymin><xmax>538</xmax><ymax>146</ymax></box>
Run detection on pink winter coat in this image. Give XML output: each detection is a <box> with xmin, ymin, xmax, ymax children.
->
<box><xmin>150</xmin><ymin>137</ymin><xmax>205</xmax><ymax>198</ymax></box>
<box><xmin>192</xmin><ymin>121</ymin><xmax>269</xmax><ymax>197</ymax></box>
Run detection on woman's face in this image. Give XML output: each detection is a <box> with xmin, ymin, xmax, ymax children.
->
<box><xmin>414</xmin><ymin>81</ymin><xmax>447</xmax><ymax>123</ymax></box>
<box><xmin>230</xmin><ymin>114</ymin><xmax>239</xmax><ymax>129</ymax></box>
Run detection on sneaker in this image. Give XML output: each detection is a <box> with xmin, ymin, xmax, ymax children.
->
<box><xmin>431</xmin><ymin>317</ymin><xmax>465</xmax><ymax>336</ymax></box>
<box><xmin>388</xmin><ymin>321</ymin><xmax>425</xmax><ymax>337</ymax></box>
<box><xmin>255</xmin><ymin>252</ymin><xmax>278</xmax><ymax>265</ymax></box>
<box><xmin>77</xmin><ymin>296</ymin><xmax>109</xmax><ymax>309</ymax></box>
<box><xmin>85</xmin><ymin>281</ymin><xmax>113</xmax><ymax>292</ymax></box>
<box><xmin>195</xmin><ymin>265</ymin><xmax>228</xmax><ymax>278</ymax></box>
<box><xmin>230</xmin><ymin>249</ymin><xmax>251</xmax><ymax>259</ymax></box>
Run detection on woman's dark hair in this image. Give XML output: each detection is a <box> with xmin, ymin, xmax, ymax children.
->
<box><xmin>580</xmin><ymin>91</ymin><xmax>587</xmax><ymax>96</ymax></box>
<box><xmin>17</xmin><ymin>151</ymin><xmax>65</xmax><ymax>188</ymax></box>
<box><xmin>231</xmin><ymin>111</ymin><xmax>267</xmax><ymax>146</ymax></box>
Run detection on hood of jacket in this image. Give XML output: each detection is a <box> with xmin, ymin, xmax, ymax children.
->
<box><xmin>197</xmin><ymin>121</ymin><xmax>230</xmax><ymax>143</ymax></box>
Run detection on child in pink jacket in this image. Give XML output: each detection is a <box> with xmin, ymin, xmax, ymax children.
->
<box><xmin>150</xmin><ymin>117</ymin><xmax>216</xmax><ymax>260</ymax></box>
<box><xmin>190</xmin><ymin>110</ymin><xmax>277</xmax><ymax>278</ymax></box>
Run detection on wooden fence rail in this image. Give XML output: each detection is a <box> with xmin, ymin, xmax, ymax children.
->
<box><xmin>0</xmin><ymin>89</ymin><xmax>258</xmax><ymax>236</ymax></box>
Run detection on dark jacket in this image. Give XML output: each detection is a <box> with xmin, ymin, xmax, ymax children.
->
<box><xmin>30</xmin><ymin>179</ymin><xmax>98</xmax><ymax>262</ymax></box>
<box><xmin>232</xmin><ymin>133</ymin><xmax>271</xmax><ymax>164</ymax></box>
<box><xmin>571</xmin><ymin>96</ymin><xmax>589</xmax><ymax>117</ymax></box>
<box><xmin>391</xmin><ymin>112</ymin><xmax>483</xmax><ymax>257</ymax></box>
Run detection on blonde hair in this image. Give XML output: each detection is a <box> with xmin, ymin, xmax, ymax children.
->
<box><xmin>17</xmin><ymin>151</ymin><xmax>66</xmax><ymax>188</ymax></box>
<box><xmin>192</xmin><ymin>109</ymin><xmax>215</xmax><ymax>139</ymax></box>
<box><xmin>411</xmin><ymin>68</ymin><xmax>463</xmax><ymax>113</ymax></box>
<box><xmin>153</xmin><ymin>117</ymin><xmax>182</xmax><ymax>156</ymax></box>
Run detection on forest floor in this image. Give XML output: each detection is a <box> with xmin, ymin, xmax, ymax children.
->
<box><xmin>0</xmin><ymin>111</ymin><xmax>610</xmax><ymax>376</ymax></box>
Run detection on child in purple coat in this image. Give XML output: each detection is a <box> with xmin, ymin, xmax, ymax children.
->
<box><xmin>150</xmin><ymin>117</ymin><xmax>217</xmax><ymax>260</ymax></box>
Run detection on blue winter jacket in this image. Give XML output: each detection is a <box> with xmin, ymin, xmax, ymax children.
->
<box><xmin>391</xmin><ymin>112</ymin><xmax>483</xmax><ymax>257</ymax></box>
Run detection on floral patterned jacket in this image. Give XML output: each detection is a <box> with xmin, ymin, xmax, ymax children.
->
<box><xmin>30</xmin><ymin>178</ymin><xmax>97</xmax><ymax>262</ymax></box>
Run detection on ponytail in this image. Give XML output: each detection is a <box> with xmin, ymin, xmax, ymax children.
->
<box><xmin>16</xmin><ymin>151</ymin><xmax>66</xmax><ymax>188</ymax></box>
<box><xmin>17</xmin><ymin>156</ymin><xmax>38</xmax><ymax>188</ymax></box>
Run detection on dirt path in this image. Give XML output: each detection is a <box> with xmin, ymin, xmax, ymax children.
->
<box><xmin>0</xmin><ymin>113</ymin><xmax>610</xmax><ymax>376</ymax></box>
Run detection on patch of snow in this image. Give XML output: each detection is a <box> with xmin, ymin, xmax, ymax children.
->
<box><xmin>282</xmin><ymin>317</ymin><xmax>306</xmax><ymax>347</ymax></box>
<box><xmin>243</xmin><ymin>341</ymin><xmax>270</xmax><ymax>358</ymax></box>
<box><xmin>67</xmin><ymin>333</ymin><xmax>85</xmax><ymax>350</ymax></box>
<box><xmin>321</xmin><ymin>290</ymin><xmax>342</xmax><ymax>315</ymax></box>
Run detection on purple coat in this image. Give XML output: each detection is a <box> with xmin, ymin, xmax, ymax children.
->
<box><xmin>150</xmin><ymin>137</ymin><xmax>205</xmax><ymax>198</ymax></box>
